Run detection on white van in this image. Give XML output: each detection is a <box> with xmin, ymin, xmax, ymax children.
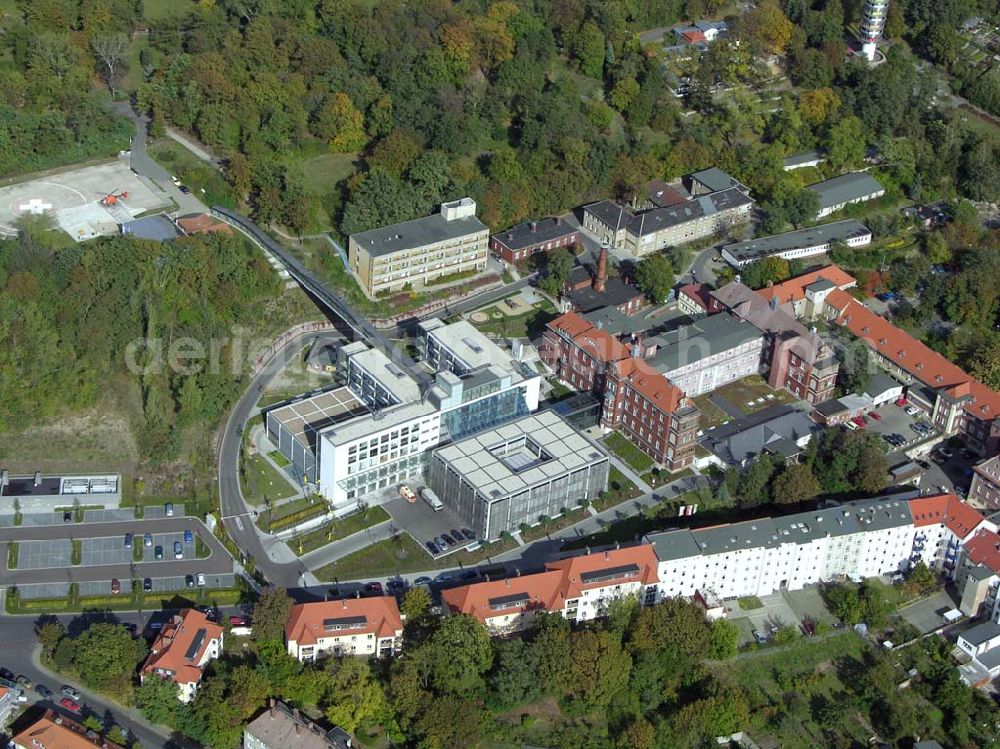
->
<box><xmin>420</xmin><ymin>488</ymin><xmax>444</xmax><ymax>512</ymax></box>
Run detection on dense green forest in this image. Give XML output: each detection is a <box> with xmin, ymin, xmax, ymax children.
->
<box><xmin>0</xmin><ymin>223</ymin><xmax>281</xmax><ymax>480</ymax></box>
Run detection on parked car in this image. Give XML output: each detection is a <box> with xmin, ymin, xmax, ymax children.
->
<box><xmin>142</xmin><ymin>577</ymin><xmax>152</xmax><ymax>592</ymax></box>
<box><xmin>426</xmin><ymin>540</ymin><xmax>440</xmax><ymax>555</ymax></box>
<box><xmin>143</xmin><ymin>533</ymin><xmax>153</xmax><ymax>547</ymax></box>
<box><xmin>164</xmin><ymin>502</ymin><xmax>174</xmax><ymax>517</ymax></box>
<box><xmin>398</xmin><ymin>484</ymin><xmax>417</xmax><ymax>503</ymax></box>
<box><xmin>60</xmin><ymin>685</ymin><xmax>81</xmax><ymax>701</ymax></box>
<box><xmin>0</xmin><ymin>668</ymin><xmax>14</xmax><ymax>681</ymax></box>
<box><xmin>461</xmin><ymin>528</ymin><xmax>475</xmax><ymax>541</ymax></box>
<box><xmin>459</xmin><ymin>570</ymin><xmax>479</xmax><ymax>581</ymax></box>
<box><xmin>185</xmin><ymin>575</ymin><xmax>195</xmax><ymax>588</ymax></box>
<box><xmin>123</xmin><ymin>533</ymin><xmax>133</xmax><ymax>549</ymax></box>
<box><xmin>122</xmin><ymin>623</ymin><xmax>137</xmax><ymax>636</ymax></box>
<box><xmin>905</xmin><ymin>406</ymin><xmax>920</xmax><ymax>417</ymax></box>
<box><xmin>184</xmin><ymin>530</ymin><xmax>193</xmax><ymax>544</ymax></box>
<box><xmin>62</xmin><ymin>511</ymin><xmax>72</xmax><ymax>523</ymax></box>
<box><xmin>110</xmin><ymin>578</ymin><xmax>120</xmax><ymax>594</ymax></box>
<box><xmin>937</xmin><ymin>447</ymin><xmax>955</xmax><ymax>460</ymax></box>
<box><xmin>851</xmin><ymin>415</ymin><xmax>868</xmax><ymax>427</ymax></box>
<box><xmin>895</xmin><ymin>397</ymin><xmax>908</xmax><ymax>407</ymax></box>
<box><xmin>196</xmin><ymin>573</ymin><xmax>206</xmax><ymax>587</ymax></box>
<box><xmin>434</xmin><ymin>571</ymin><xmax>455</xmax><ymax>583</ymax></box>
<box><xmin>845</xmin><ymin>420</ymin><xmax>859</xmax><ymax>431</ymax></box>
<box><xmin>363</xmin><ymin>582</ymin><xmax>384</xmax><ymax>597</ymax></box>
<box><xmin>450</xmin><ymin>529</ymin><xmax>464</xmax><ymax>543</ymax></box>
<box><xmin>178</xmin><ymin>185</ymin><xmax>191</xmax><ymax>195</ymax></box>
<box><xmin>801</xmin><ymin>618</ymin><xmax>815</xmax><ymax>636</ymax></box>
<box><xmin>16</xmin><ymin>675</ymin><xmax>32</xmax><ymax>689</ymax></box>
<box><xmin>171</xmin><ymin>175</ymin><xmax>180</xmax><ymax>186</ymax></box>
<box><xmin>434</xmin><ymin>536</ymin><xmax>448</xmax><ymax>549</ymax></box>
<box><xmin>174</xmin><ymin>541</ymin><xmax>183</xmax><ymax>559</ymax></box>
<box><xmin>35</xmin><ymin>684</ymin><xmax>53</xmax><ymax>699</ymax></box>
<box><xmin>413</xmin><ymin>576</ymin><xmax>433</xmax><ymax>586</ymax></box>
<box><xmin>230</xmin><ymin>616</ymin><xmax>249</xmax><ymax>627</ymax></box>
<box><xmin>60</xmin><ymin>697</ymin><xmax>81</xmax><ymax>712</ymax></box>
<box><xmin>154</xmin><ymin>545</ymin><xmax>163</xmax><ymax>560</ymax></box>
<box><xmin>867</xmin><ymin>411</ymin><xmax>881</xmax><ymax>420</ymax></box>
<box><xmin>752</xmin><ymin>630</ymin><xmax>768</xmax><ymax>644</ymax></box>
<box><xmin>440</xmin><ymin>533</ymin><xmax>455</xmax><ymax>546</ymax></box>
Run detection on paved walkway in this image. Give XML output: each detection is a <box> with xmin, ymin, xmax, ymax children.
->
<box><xmin>165</xmin><ymin>126</ymin><xmax>219</xmax><ymax>166</ymax></box>
<box><xmin>605</xmin><ymin>453</ymin><xmax>653</xmax><ymax>494</ymax></box>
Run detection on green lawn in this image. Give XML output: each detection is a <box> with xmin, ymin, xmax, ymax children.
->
<box><xmin>147</xmin><ymin>139</ymin><xmax>235</xmax><ymax>208</ymax></box>
<box><xmin>643</xmin><ymin>465</ymin><xmax>692</xmax><ymax>488</ymax></box>
<box><xmin>268</xmin><ymin>450</ymin><xmax>291</xmax><ymax>467</ymax></box>
<box><xmin>471</xmin><ymin>299</ymin><xmax>558</xmax><ymax>339</ymax></box>
<box><xmin>710</xmin><ymin>375</ymin><xmax>796</xmax><ymax>415</ymax></box>
<box><xmin>314</xmin><ymin>532</ymin><xmax>518</xmax><ymax>581</ymax></box>
<box><xmin>602</xmin><ymin>432</ymin><xmax>654</xmax><ymax>473</ymax></box>
<box><xmin>288</xmin><ymin>505</ymin><xmax>391</xmax><ymax>556</ymax></box>
<box><xmin>738</xmin><ymin>595</ymin><xmax>764</xmax><ymax>610</ymax></box>
<box><xmin>591</xmin><ymin>467</ymin><xmax>641</xmax><ymax>511</ymax></box>
<box><xmin>691</xmin><ymin>394</ymin><xmax>731</xmax><ymax>429</ymax></box>
<box><xmin>143</xmin><ymin>0</ymin><xmax>193</xmax><ymax>21</ymax></box>
<box><xmin>241</xmin><ymin>453</ymin><xmax>298</xmax><ymax>506</ymax></box>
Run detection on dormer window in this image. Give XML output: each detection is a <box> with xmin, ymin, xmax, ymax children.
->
<box><xmin>878</xmin><ymin>337</ymin><xmax>886</xmax><ymax>345</ymax></box>
<box><xmin>916</xmin><ymin>362</ymin><xmax>923</xmax><ymax>370</ymax></box>
<box><xmin>935</xmin><ymin>375</ymin><xmax>943</xmax><ymax>382</ymax></box>
<box><xmin>898</xmin><ymin>350</ymin><xmax>905</xmax><ymax>358</ymax></box>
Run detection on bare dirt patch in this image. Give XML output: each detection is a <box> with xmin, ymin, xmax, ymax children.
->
<box><xmin>0</xmin><ymin>410</ymin><xmax>139</xmax><ymax>475</ymax></box>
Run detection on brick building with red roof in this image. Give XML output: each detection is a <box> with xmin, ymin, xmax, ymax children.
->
<box><xmin>823</xmin><ymin>288</ymin><xmax>1000</xmax><ymax>456</ymax></box>
<box><xmin>541</xmin><ymin>312</ymin><xmax>700</xmax><ymax>471</ymax></box>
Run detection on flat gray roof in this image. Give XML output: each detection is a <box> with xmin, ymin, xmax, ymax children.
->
<box><xmin>647</xmin><ymin>497</ymin><xmax>914</xmax><ymax>561</ymax></box>
<box><xmin>806</xmin><ymin>173</ymin><xmax>885</xmax><ymax>210</ymax></box>
<box><xmin>424</xmin><ymin>319</ymin><xmax>520</xmax><ymax>374</ymax></box>
<box><xmin>722</xmin><ymin>220</ymin><xmax>871</xmax><ymax>262</ymax></box>
<box><xmin>349</xmin><ymin>347</ymin><xmax>422</xmax><ymax>403</ymax></box>
<box><xmin>689</xmin><ymin>167</ymin><xmax>741</xmax><ymax>193</ymax></box>
<box><xmin>121</xmin><ymin>215</ymin><xmax>180</xmax><ymax>242</ymax></box>
<box><xmin>433</xmin><ymin>410</ymin><xmax>607</xmax><ymax>500</ymax></box>
<box><xmin>350</xmin><ymin>209</ymin><xmax>487</xmax><ymax>258</ymax></box>
<box><xmin>266</xmin><ymin>387</ymin><xmax>369</xmax><ymax>452</ymax></box>
<box><xmin>783</xmin><ymin>150</ymin><xmax>824</xmax><ymax>167</ymax></box>
<box><xmin>961</xmin><ymin>619</ymin><xmax>1000</xmax><ymax>646</ymax></box>
<box><xmin>647</xmin><ymin>314</ymin><xmax>760</xmax><ymax>373</ymax></box>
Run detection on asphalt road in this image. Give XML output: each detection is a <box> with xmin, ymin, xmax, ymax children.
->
<box><xmin>0</xmin><ymin>518</ymin><xmax>231</xmax><ymax>586</ymax></box>
<box><xmin>216</xmin><ymin>331</ymin><xmax>334</xmax><ymax>587</ymax></box>
<box><xmin>0</xmin><ymin>609</ymin><xmax>242</xmax><ymax>749</ymax></box>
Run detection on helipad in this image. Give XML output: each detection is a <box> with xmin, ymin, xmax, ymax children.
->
<box><xmin>0</xmin><ymin>159</ymin><xmax>170</xmax><ymax>241</ymax></box>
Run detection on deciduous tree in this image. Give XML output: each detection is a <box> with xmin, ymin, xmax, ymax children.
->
<box><xmin>252</xmin><ymin>587</ymin><xmax>293</xmax><ymax>644</ymax></box>
<box><xmin>635</xmin><ymin>252</ymin><xmax>674</xmax><ymax>303</ymax></box>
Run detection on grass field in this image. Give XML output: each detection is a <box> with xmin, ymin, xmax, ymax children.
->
<box><xmin>242</xmin><ymin>453</ymin><xmax>298</xmax><ymax>506</ymax></box>
<box><xmin>602</xmin><ymin>432</ymin><xmax>655</xmax><ymax>473</ymax></box>
<box><xmin>520</xmin><ymin>507</ymin><xmax>589</xmax><ymax>542</ymax></box>
<box><xmin>315</xmin><ymin>532</ymin><xmax>518</xmax><ymax>581</ymax></box>
<box><xmin>471</xmin><ymin>299</ymin><xmax>558</xmax><ymax>339</ymax></box>
<box><xmin>299</xmin><ymin>153</ymin><xmax>358</xmax><ymax>194</ymax></box>
<box><xmin>591</xmin><ymin>467</ymin><xmax>641</xmax><ymax>511</ymax></box>
<box><xmin>711</xmin><ymin>375</ymin><xmax>796</xmax><ymax>415</ymax></box>
<box><xmin>692</xmin><ymin>393</ymin><xmax>733</xmax><ymax>429</ymax></box>
<box><xmin>143</xmin><ymin>0</ymin><xmax>193</xmax><ymax>21</ymax></box>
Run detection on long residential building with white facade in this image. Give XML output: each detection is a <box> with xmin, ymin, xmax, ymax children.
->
<box><xmin>442</xmin><ymin>493</ymin><xmax>1000</xmax><ymax>628</ymax></box>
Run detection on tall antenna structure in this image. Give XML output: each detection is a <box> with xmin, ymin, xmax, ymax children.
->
<box><xmin>859</xmin><ymin>0</ymin><xmax>888</xmax><ymax>61</ymax></box>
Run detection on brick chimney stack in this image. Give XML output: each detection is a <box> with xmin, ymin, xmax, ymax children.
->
<box><xmin>594</xmin><ymin>246</ymin><xmax>608</xmax><ymax>293</ymax></box>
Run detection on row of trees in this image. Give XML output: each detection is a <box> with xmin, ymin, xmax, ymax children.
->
<box><xmin>720</xmin><ymin>427</ymin><xmax>888</xmax><ymax>507</ymax></box>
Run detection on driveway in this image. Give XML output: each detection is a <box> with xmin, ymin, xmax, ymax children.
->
<box><xmin>899</xmin><ymin>589</ymin><xmax>961</xmax><ymax>635</ymax></box>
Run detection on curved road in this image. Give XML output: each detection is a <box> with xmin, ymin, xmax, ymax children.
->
<box><xmin>217</xmin><ymin>331</ymin><xmax>339</xmax><ymax>587</ymax></box>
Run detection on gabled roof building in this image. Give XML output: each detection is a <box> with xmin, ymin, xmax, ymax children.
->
<box><xmin>285</xmin><ymin>597</ymin><xmax>403</xmax><ymax>662</ymax></box>
<box><xmin>140</xmin><ymin>609</ymin><xmax>224</xmax><ymax>703</ymax></box>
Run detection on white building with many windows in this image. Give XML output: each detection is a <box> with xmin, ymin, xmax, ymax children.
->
<box><xmin>262</xmin><ymin>319</ymin><xmax>541</xmax><ymax>512</ymax></box>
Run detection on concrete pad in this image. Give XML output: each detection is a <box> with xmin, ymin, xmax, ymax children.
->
<box><xmin>782</xmin><ymin>585</ymin><xmax>838</xmax><ymax>625</ymax></box>
<box><xmin>0</xmin><ymin>159</ymin><xmax>170</xmax><ymax>240</ymax></box>
<box><xmin>899</xmin><ymin>589</ymin><xmax>961</xmax><ymax>634</ymax></box>
<box><xmin>80</xmin><ymin>536</ymin><xmax>133</xmax><ymax>566</ymax></box>
<box><xmin>382</xmin><ymin>495</ymin><xmax>474</xmax><ymax>557</ymax></box>
<box><xmin>18</xmin><ymin>539</ymin><xmax>71</xmax><ymax>569</ymax></box>
<box><xmin>17</xmin><ymin>582</ymin><xmax>70</xmax><ymax>599</ymax></box>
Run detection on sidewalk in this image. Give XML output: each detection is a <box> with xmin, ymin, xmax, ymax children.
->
<box><xmin>606</xmin><ymin>453</ymin><xmax>653</xmax><ymax>494</ymax></box>
<box><xmin>299</xmin><ymin>520</ymin><xmax>395</xmax><ymax>569</ymax></box>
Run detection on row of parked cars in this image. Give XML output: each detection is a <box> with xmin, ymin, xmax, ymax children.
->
<box><xmin>426</xmin><ymin>528</ymin><xmax>475</xmax><ymax>556</ymax></box>
<box><xmin>124</xmin><ymin>529</ymin><xmax>193</xmax><ymax>557</ymax></box>
<box><xmin>0</xmin><ymin>668</ymin><xmax>84</xmax><ymax>712</ymax></box>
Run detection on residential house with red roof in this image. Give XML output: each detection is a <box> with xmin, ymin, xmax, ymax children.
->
<box><xmin>10</xmin><ymin>711</ymin><xmax>123</xmax><ymax>749</ymax></box>
<box><xmin>970</xmin><ymin>455</ymin><xmax>1000</xmax><ymax>510</ymax></box>
<box><xmin>285</xmin><ymin>597</ymin><xmax>403</xmax><ymax>662</ymax></box>
<box><xmin>756</xmin><ymin>265</ymin><xmax>857</xmax><ymax>320</ymax></box>
<box><xmin>141</xmin><ymin>609</ymin><xmax>224</xmax><ymax>703</ymax></box>
<box><xmin>442</xmin><ymin>545</ymin><xmax>661</xmax><ymax>632</ymax></box>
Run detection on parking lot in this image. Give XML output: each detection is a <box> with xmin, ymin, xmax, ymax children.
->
<box><xmin>899</xmin><ymin>589</ymin><xmax>962</xmax><ymax>634</ymax></box>
<box><xmin>382</xmin><ymin>493</ymin><xmax>476</xmax><ymax>557</ymax></box>
<box><xmin>861</xmin><ymin>401</ymin><xmax>938</xmax><ymax>455</ymax></box>
<box><xmin>18</xmin><ymin>540</ymin><xmax>72</xmax><ymax>569</ymax></box>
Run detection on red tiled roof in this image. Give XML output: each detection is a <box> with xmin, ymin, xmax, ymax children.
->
<box><xmin>964</xmin><ymin>528</ymin><xmax>1000</xmax><ymax>574</ymax></box>
<box><xmin>757</xmin><ymin>266</ymin><xmax>856</xmax><ymax>306</ymax></box>
<box><xmin>176</xmin><ymin>213</ymin><xmax>233</xmax><ymax>235</ymax></box>
<box><xmin>12</xmin><ymin>711</ymin><xmax>123</xmax><ymax>749</ymax></box>
<box><xmin>826</xmin><ymin>290</ymin><xmax>1000</xmax><ymax>421</ymax></box>
<box><xmin>678</xmin><ymin>283</ymin><xmax>713</xmax><ymax>310</ymax></box>
<box><xmin>908</xmin><ymin>494</ymin><xmax>984</xmax><ymax>538</ymax></box>
<box><xmin>285</xmin><ymin>597</ymin><xmax>403</xmax><ymax>646</ymax></box>
<box><xmin>441</xmin><ymin>571</ymin><xmax>566</xmax><ymax>623</ymax></box>
<box><xmin>548</xmin><ymin>311</ymin><xmax>630</xmax><ymax>363</ymax></box>
<box><xmin>614</xmin><ymin>357</ymin><xmax>685</xmax><ymax>412</ymax></box>
<box><xmin>546</xmin><ymin>545</ymin><xmax>660</xmax><ymax>599</ymax></box>
<box><xmin>682</xmin><ymin>29</ymin><xmax>706</xmax><ymax>42</ymax></box>
<box><xmin>444</xmin><ymin>546</ymin><xmax>661</xmax><ymax>623</ymax></box>
<box><xmin>142</xmin><ymin>609</ymin><xmax>223</xmax><ymax>687</ymax></box>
